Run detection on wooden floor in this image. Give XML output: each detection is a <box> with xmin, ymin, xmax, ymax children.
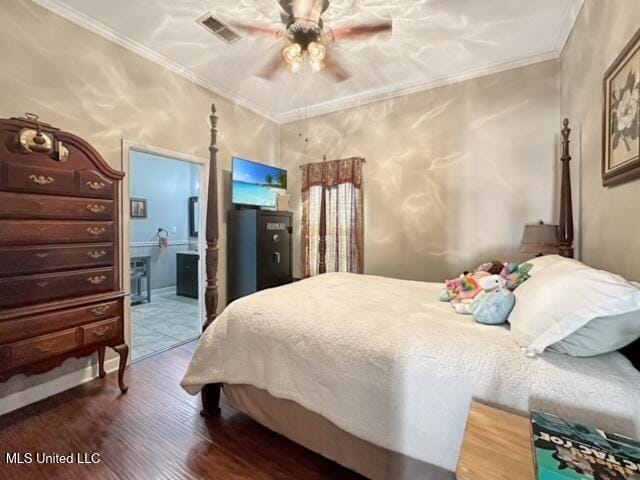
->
<box><xmin>0</xmin><ymin>341</ymin><xmax>364</xmax><ymax>480</ymax></box>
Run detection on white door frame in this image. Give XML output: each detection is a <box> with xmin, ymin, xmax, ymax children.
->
<box><xmin>120</xmin><ymin>140</ymin><xmax>209</xmax><ymax>352</ymax></box>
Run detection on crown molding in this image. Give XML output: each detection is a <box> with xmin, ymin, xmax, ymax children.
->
<box><xmin>276</xmin><ymin>50</ymin><xmax>559</xmax><ymax>124</ymax></box>
<box><xmin>31</xmin><ymin>0</ymin><xmax>280</xmax><ymax>124</ymax></box>
<box><xmin>552</xmin><ymin>0</ymin><xmax>584</xmax><ymax>56</ymax></box>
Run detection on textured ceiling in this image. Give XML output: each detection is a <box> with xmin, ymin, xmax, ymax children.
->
<box><xmin>35</xmin><ymin>0</ymin><xmax>583</xmax><ymax>123</ymax></box>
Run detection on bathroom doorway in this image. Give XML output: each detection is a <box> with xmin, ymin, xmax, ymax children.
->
<box><xmin>123</xmin><ymin>143</ymin><xmax>206</xmax><ymax>362</ymax></box>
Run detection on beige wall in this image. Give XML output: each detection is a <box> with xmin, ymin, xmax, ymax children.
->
<box><xmin>0</xmin><ymin>0</ymin><xmax>279</xmax><ymax>405</ymax></box>
<box><xmin>281</xmin><ymin>60</ymin><xmax>560</xmax><ymax>281</ymax></box>
<box><xmin>560</xmin><ymin>0</ymin><xmax>640</xmax><ymax>281</ymax></box>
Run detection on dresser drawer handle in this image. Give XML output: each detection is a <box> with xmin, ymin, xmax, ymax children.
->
<box><xmin>36</xmin><ymin>341</ymin><xmax>57</xmax><ymax>353</ymax></box>
<box><xmin>90</xmin><ymin>305</ymin><xmax>110</xmax><ymax>316</ymax></box>
<box><xmin>92</xmin><ymin>326</ymin><xmax>111</xmax><ymax>338</ymax></box>
<box><xmin>87</xmin><ymin>275</ymin><xmax>107</xmax><ymax>285</ymax></box>
<box><xmin>86</xmin><ymin>227</ymin><xmax>106</xmax><ymax>237</ymax></box>
<box><xmin>87</xmin><ymin>250</ymin><xmax>107</xmax><ymax>259</ymax></box>
<box><xmin>87</xmin><ymin>204</ymin><xmax>106</xmax><ymax>214</ymax></box>
<box><xmin>36</xmin><ymin>281</ymin><xmax>48</xmax><ymax>288</ymax></box>
<box><xmin>36</xmin><ymin>253</ymin><xmax>49</xmax><ymax>259</ymax></box>
<box><xmin>86</xmin><ymin>180</ymin><xmax>106</xmax><ymax>191</ymax></box>
<box><xmin>29</xmin><ymin>174</ymin><xmax>54</xmax><ymax>185</ymax></box>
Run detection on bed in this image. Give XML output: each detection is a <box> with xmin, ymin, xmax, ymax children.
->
<box><xmin>182</xmin><ymin>105</ymin><xmax>640</xmax><ymax>479</ymax></box>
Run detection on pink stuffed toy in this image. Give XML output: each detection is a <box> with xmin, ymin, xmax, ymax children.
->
<box><xmin>440</xmin><ymin>271</ymin><xmax>490</xmax><ymax>302</ymax></box>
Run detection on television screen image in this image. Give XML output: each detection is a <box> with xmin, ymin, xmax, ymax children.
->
<box><xmin>232</xmin><ymin>157</ymin><xmax>287</xmax><ymax>208</ymax></box>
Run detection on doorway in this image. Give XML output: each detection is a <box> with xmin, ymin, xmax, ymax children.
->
<box><xmin>124</xmin><ymin>144</ymin><xmax>206</xmax><ymax>362</ymax></box>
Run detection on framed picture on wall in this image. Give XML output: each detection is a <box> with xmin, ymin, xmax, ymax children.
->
<box><xmin>130</xmin><ymin>198</ymin><xmax>147</xmax><ymax>218</ymax></box>
<box><xmin>602</xmin><ymin>28</ymin><xmax>640</xmax><ymax>186</ymax></box>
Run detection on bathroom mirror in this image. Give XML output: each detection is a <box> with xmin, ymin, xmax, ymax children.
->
<box><xmin>189</xmin><ymin>196</ymin><xmax>199</xmax><ymax>237</ymax></box>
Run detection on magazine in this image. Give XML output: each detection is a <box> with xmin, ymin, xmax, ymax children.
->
<box><xmin>531</xmin><ymin>410</ymin><xmax>640</xmax><ymax>480</ymax></box>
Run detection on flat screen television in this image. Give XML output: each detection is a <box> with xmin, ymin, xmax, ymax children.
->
<box><xmin>232</xmin><ymin>157</ymin><xmax>287</xmax><ymax>209</ymax></box>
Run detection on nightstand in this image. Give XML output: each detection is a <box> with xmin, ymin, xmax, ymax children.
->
<box><xmin>456</xmin><ymin>402</ymin><xmax>535</xmax><ymax>480</ymax></box>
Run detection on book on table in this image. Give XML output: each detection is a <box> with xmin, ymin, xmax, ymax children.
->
<box><xmin>531</xmin><ymin>410</ymin><xmax>640</xmax><ymax>480</ymax></box>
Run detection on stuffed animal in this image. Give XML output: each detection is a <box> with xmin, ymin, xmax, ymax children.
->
<box><xmin>475</xmin><ymin>260</ymin><xmax>505</xmax><ymax>275</ymax></box>
<box><xmin>469</xmin><ymin>275</ymin><xmax>516</xmax><ymax>325</ymax></box>
<box><xmin>439</xmin><ymin>271</ymin><xmax>490</xmax><ymax>302</ymax></box>
<box><xmin>500</xmin><ymin>262</ymin><xmax>533</xmax><ymax>290</ymax></box>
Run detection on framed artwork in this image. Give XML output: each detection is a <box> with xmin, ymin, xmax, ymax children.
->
<box><xmin>603</xmin><ymin>28</ymin><xmax>640</xmax><ymax>186</ymax></box>
<box><xmin>130</xmin><ymin>198</ymin><xmax>147</xmax><ymax>218</ymax></box>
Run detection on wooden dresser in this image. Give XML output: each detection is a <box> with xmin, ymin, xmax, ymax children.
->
<box><xmin>0</xmin><ymin>114</ymin><xmax>128</xmax><ymax>392</ymax></box>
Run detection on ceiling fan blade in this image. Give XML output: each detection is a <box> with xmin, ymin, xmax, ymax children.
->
<box><xmin>323</xmin><ymin>51</ymin><xmax>350</xmax><ymax>82</ymax></box>
<box><xmin>230</xmin><ymin>21</ymin><xmax>283</xmax><ymax>38</ymax></box>
<box><xmin>327</xmin><ymin>20</ymin><xmax>392</xmax><ymax>43</ymax></box>
<box><xmin>258</xmin><ymin>49</ymin><xmax>288</xmax><ymax>80</ymax></box>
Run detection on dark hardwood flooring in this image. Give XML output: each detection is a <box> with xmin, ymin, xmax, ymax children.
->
<box><xmin>0</xmin><ymin>341</ymin><xmax>364</xmax><ymax>480</ymax></box>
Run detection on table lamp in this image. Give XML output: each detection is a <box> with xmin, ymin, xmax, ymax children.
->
<box><xmin>520</xmin><ymin>221</ymin><xmax>559</xmax><ymax>256</ymax></box>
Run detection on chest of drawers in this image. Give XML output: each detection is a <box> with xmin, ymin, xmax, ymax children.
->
<box><xmin>0</xmin><ymin>114</ymin><xmax>128</xmax><ymax>392</ymax></box>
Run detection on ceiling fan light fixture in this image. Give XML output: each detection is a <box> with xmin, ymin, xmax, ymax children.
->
<box><xmin>307</xmin><ymin>41</ymin><xmax>326</xmax><ymax>62</ymax></box>
<box><xmin>283</xmin><ymin>43</ymin><xmax>302</xmax><ymax>64</ymax></box>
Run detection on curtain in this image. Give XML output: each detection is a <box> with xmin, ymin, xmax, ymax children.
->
<box><xmin>301</xmin><ymin>157</ymin><xmax>364</xmax><ymax>277</ymax></box>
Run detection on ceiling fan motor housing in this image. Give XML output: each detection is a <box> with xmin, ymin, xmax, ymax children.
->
<box><xmin>286</xmin><ymin>21</ymin><xmax>322</xmax><ymax>51</ymax></box>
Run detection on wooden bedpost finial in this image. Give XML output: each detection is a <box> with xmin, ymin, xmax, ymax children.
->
<box><xmin>558</xmin><ymin>118</ymin><xmax>574</xmax><ymax>259</ymax></box>
<box><xmin>561</xmin><ymin>118</ymin><xmax>571</xmax><ymax>157</ymax></box>
<box><xmin>203</xmin><ymin>103</ymin><xmax>220</xmax><ymax>331</ymax></box>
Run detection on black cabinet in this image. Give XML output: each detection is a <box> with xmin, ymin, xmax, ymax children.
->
<box><xmin>176</xmin><ymin>252</ymin><xmax>199</xmax><ymax>298</ymax></box>
<box><xmin>228</xmin><ymin>210</ymin><xmax>292</xmax><ymax>302</ymax></box>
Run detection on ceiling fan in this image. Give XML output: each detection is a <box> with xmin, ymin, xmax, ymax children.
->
<box><xmin>231</xmin><ymin>0</ymin><xmax>392</xmax><ymax>82</ymax></box>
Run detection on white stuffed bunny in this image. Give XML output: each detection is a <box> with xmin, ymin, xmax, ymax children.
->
<box><xmin>469</xmin><ymin>274</ymin><xmax>516</xmax><ymax>325</ymax></box>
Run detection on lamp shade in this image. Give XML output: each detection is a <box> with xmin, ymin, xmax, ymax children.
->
<box><xmin>520</xmin><ymin>222</ymin><xmax>559</xmax><ymax>255</ymax></box>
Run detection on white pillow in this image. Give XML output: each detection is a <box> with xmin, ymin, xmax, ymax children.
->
<box><xmin>509</xmin><ymin>258</ymin><xmax>640</xmax><ymax>355</ymax></box>
<box><xmin>523</xmin><ymin>254</ymin><xmax>568</xmax><ymax>276</ymax></box>
<box><xmin>549</xmin><ymin>309</ymin><xmax>640</xmax><ymax>357</ymax></box>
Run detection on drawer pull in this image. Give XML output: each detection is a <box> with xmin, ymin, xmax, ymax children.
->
<box><xmin>36</xmin><ymin>281</ymin><xmax>48</xmax><ymax>288</ymax></box>
<box><xmin>36</xmin><ymin>253</ymin><xmax>49</xmax><ymax>259</ymax></box>
<box><xmin>86</xmin><ymin>227</ymin><xmax>106</xmax><ymax>237</ymax></box>
<box><xmin>86</xmin><ymin>250</ymin><xmax>107</xmax><ymax>259</ymax></box>
<box><xmin>92</xmin><ymin>326</ymin><xmax>111</xmax><ymax>338</ymax></box>
<box><xmin>86</xmin><ymin>180</ymin><xmax>106</xmax><ymax>191</ymax></box>
<box><xmin>87</xmin><ymin>275</ymin><xmax>107</xmax><ymax>285</ymax></box>
<box><xmin>36</xmin><ymin>341</ymin><xmax>57</xmax><ymax>353</ymax></box>
<box><xmin>86</xmin><ymin>204</ymin><xmax>106</xmax><ymax>214</ymax></box>
<box><xmin>29</xmin><ymin>174</ymin><xmax>54</xmax><ymax>185</ymax></box>
<box><xmin>90</xmin><ymin>305</ymin><xmax>110</xmax><ymax>316</ymax></box>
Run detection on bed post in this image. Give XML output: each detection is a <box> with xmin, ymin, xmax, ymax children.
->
<box><xmin>318</xmin><ymin>184</ymin><xmax>327</xmax><ymax>274</ymax></box>
<box><xmin>200</xmin><ymin>103</ymin><xmax>222</xmax><ymax>417</ymax></box>
<box><xmin>558</xmin><ymin>118</ymin><xmax>574</xmax><ymax>258</ymax></box>
<box><xmin>203</xmin><ymin>103</ymin><xmax>219</xmax><ymax>331</ymax></box>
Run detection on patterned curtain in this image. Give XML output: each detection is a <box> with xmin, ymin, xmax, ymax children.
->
<box><xmin>301</xmin><ymin>157</ymin><xmax>364</xmax><ymax>277</ymax></box>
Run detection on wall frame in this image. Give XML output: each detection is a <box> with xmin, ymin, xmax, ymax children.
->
<box><xmin>602</xmin><ymin>28</ymin><xmax>640</xmax><ymax>186</ymax></box>
<box><xmin>130</xmin><ymin>197</ymin><xmax>148</xmax><ymax>218</ymax></box>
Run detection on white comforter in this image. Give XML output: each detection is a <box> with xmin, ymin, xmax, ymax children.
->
<box><xmin>181</xmin><ymin>273</ymin><xmax>640</xmax><ymax>471</ymax></box>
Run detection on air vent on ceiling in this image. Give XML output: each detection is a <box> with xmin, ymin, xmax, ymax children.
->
<box><xmin>197</xmin><ymin>13</ymin><xmax>241</xmax><ymax>43</ymax></box>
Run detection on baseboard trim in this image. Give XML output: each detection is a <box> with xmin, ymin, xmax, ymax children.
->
<box><xmin>0</xmin><ymin>356</ymin><xmax>120</xmax><ymax>416</ymax></box>
<box><xmin>151</xmin><ymin>286</ymin><xmax>175</xmax><ymax>296</ymax></box>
